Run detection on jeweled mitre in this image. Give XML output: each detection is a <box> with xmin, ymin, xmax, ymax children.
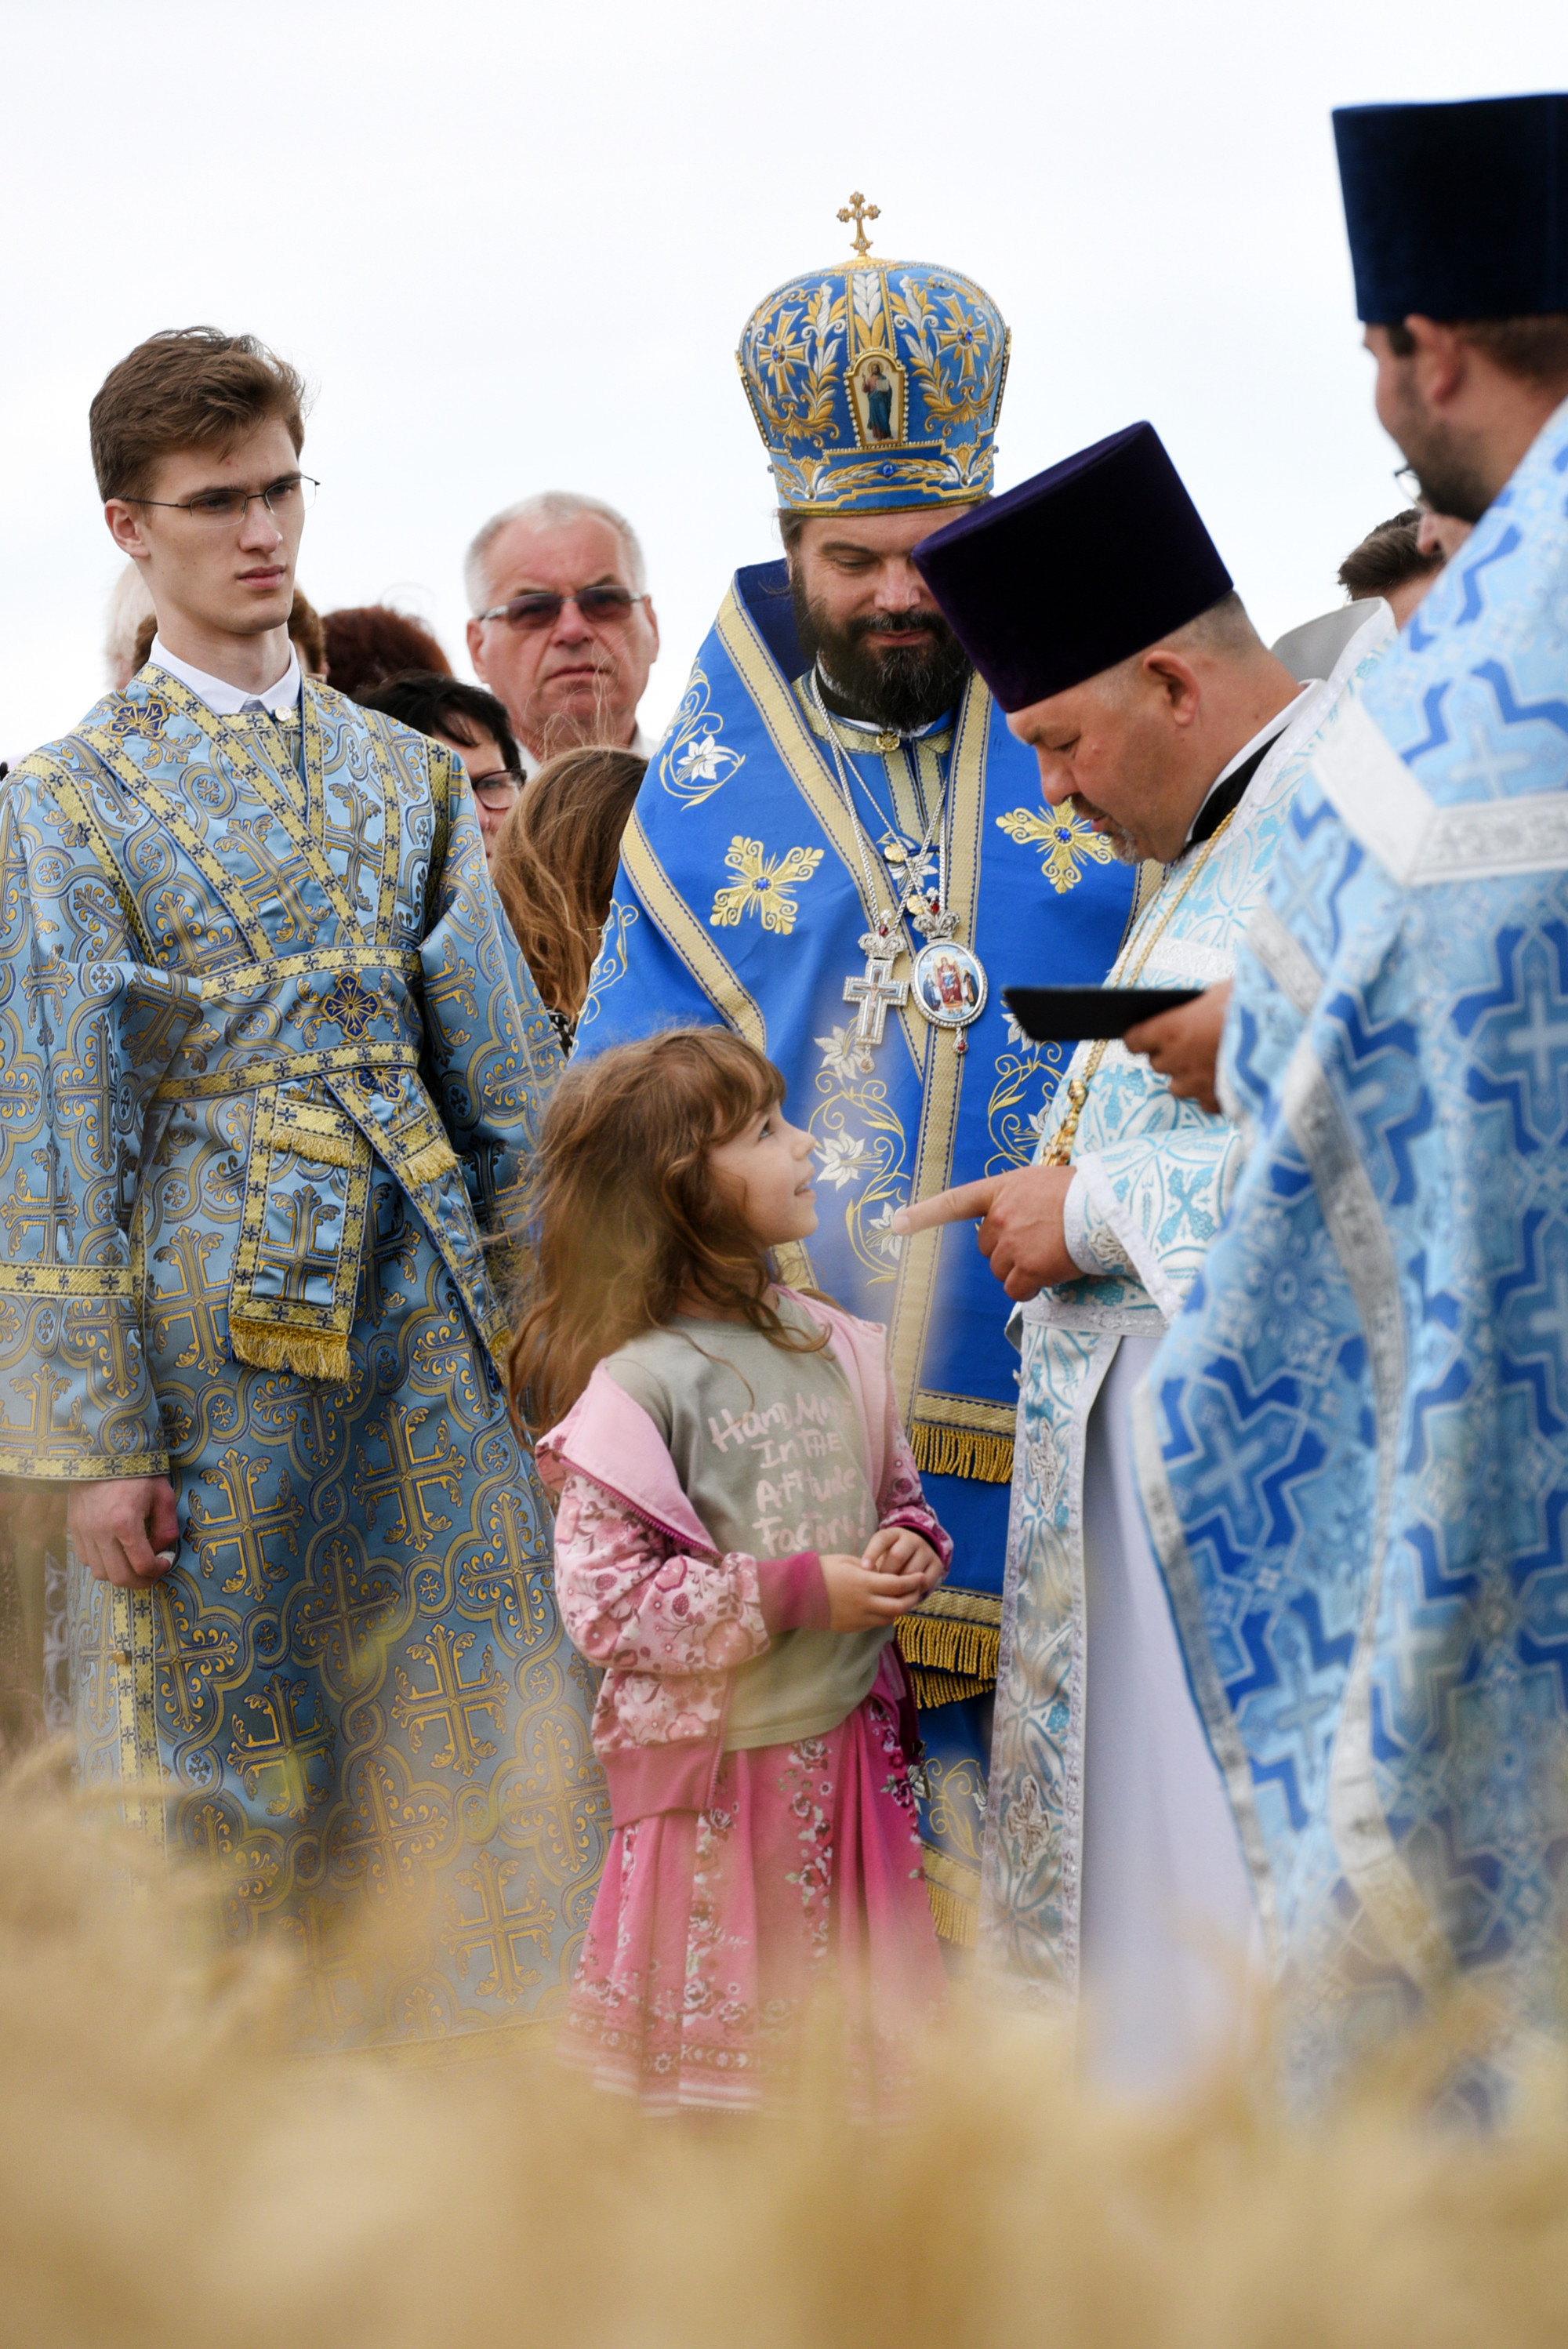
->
<box><xmin>736</xmin><ymin>202</ymin><xmax>1010</xmax><ymax>514</ymax></box>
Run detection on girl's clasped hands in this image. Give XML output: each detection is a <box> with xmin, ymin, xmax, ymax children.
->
<box><xmin>818</xmin><ymin>1526</ymin><xmax>946</xmax><ymax>1630</ymax></box>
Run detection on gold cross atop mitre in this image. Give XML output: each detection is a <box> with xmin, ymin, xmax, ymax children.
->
<box><xmin>837</xmin><ymin>190</ymin><xmax>880</xmax><ymax>256</ymax></box>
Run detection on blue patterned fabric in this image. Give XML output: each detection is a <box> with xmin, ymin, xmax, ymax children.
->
<box><xmin>980</xmin><ymin>616</ymin><xmax>1392</xmax><ymax>1998</ymax></box>
<box><xmin>6</xmin><ymin>666</ymin><xmax>604</xmax><ymax>2049</ymax></box>
<box><xmin>1138</xmin><ymin>398</ymin><xmax>1568</xmax><ymax>2082</ymax></box>
<box><xmin>578</xmin><ymin>561</ymin><xmax>1139</xmax><ymax>1938</ymax></box>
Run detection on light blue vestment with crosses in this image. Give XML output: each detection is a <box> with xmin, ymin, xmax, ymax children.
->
<box><xmin>2</xmin><ymin>665</ymin><xmax>607</xmax><ymax>2049</ymax></box>
<box><xmin>1138</xmin><ymin>398</ymin><xmax>1568</xmax><ymax>2088</ymax></box>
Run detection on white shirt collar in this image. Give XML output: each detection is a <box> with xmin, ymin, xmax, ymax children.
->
<box><xmin>1182</xmin><ymin>681</ymin><xmax>1316</xmax><ymax>848</ymax></box>
<box><xmin>148</xmin><ymin>635</ymin><xmax>302</xmax><ymax>717</ymax></box>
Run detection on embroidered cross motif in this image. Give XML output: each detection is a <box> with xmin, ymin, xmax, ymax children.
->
<box><xmin>149</xmin><ymin>1225</ymin><xmax>230</xmax><ymax>1374</ymax></box>
<box><xmin>297</xmin><ymin>969</ymin><xmax>381</xmax><ymax>1047</ymax></box>
<box><xmin>350</xmin><ymin>1404</ymin><xmax>466</xmax><ymax>1546</ymax></box>
<box><xmin>995</xmin><ymin>806</ymin><xmax>1117</xmax><ymax>895</ymax></box>
<box><xmin>186</xmin><ymin>1445</ymin><xmax>305</xmax><ymax>1599</ymax></box>
<box><xmin>219</xmin><ymin>813</ymin><xmax>321</xmax><ymax>944</ymax></box>
<box><xmin>152</xmin><ymin>1581</ymin><xmax>239</xmax><ymax>1738</ymax></box>
<box><xmin>0</xmin><ymin>1366</ymin><xmax>88</xmax><ymax>1454</ymax></box>
<box><xmin>0</xmin><ymin>1147</ymin><xmax>74</xmax><ymax>1259</ymax></box>
<box><xmin>226</xmin><ymin>1673</ymin><xmax>335</xmax><ymax>1819</ymax></box>
<box><xmin>710</xmin><ymin>837</ymin><xmax>823</xmax><ymax>936</ymax></box>
<box><xmin>390</xmin><ymin>1623</ymin><xmax>509</xmax><ymax>1779</ymax></box>
<box><xmin>439</xmin><ymin>1847</ymin><xmax>552</xmax><ymax>1999</ymax></box>
<box><xmin>257</xmin><ymin>1182</ymin><xmax>341</xmax><ymax>1301</ymax></box>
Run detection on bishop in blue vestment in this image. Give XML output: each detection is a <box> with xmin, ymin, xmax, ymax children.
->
<box><xmin>579</xmin><ymin>203</ymin><xmax>1139</xmax><ymax>1945</ymax></box>
<box><xmin>1137</xmin><ymin>94</ymin><xmax>1568</xmax><ymax>2093</ymax></box>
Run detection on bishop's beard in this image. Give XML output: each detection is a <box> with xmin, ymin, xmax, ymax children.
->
<box><xmin>790</xmin><ymin>576</ymin><xmax>971</xmax><ymax>734</ymax></box>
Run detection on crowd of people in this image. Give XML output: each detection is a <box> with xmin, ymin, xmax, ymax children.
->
<box><xmin>0</xmin><ymin>88</ymin><xmax>1565</xmax><ymax>2121</ymax></box>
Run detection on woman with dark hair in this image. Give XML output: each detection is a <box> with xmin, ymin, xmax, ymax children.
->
<box><xmin>321</xmin><ymin>604</ymin><xmax>451</xmax><ymax>698</ymax></box>
<box><xmin>356</xmin><ymin>671</ymin><xmax>522</xmax><ymax>855</ymax></box>
<box><xmin>489</xmin><ymin>746</ymin><xmax>646</xmax><ymax>1052</ymax></box>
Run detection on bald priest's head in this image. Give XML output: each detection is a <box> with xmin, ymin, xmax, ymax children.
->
<box><xmin>913</xmin><ymin>423</ymin><xmax>1301</xmax><ymax>866</ymax></box>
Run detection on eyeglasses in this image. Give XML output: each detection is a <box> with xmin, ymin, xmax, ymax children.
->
<box><xmin>468</xmin><ymin>768</ymin><xmax>521</xmax><ymax>808</ymax></box>
<box><xmin>1392</xmin><ymin>464</ymin><xmax>1424</xmax><ymax>505</ymax></box>
<box><xmin>125</xmin><ymin>474</ymin><xmax>320</xmax><ymax>525</ymax></box>
<box><xmin>477</xmin><ymin>585</ymin><xmax>648</xmax><ymax>633</ymax></box>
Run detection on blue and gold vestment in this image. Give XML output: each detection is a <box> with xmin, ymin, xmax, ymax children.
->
<box><xmin>3</xmin><ymin>665</ymin><xmax>606</xmax><ymax>2047</ymax></box>
<box><xmin>579</xmin><ymin>561</ymin><xmax>1138</xmax><ymax>1938</ymax></box>
<box><xmin>1138</xmin><ymin>398</ymin><xmax>1568</xmax><ymax>2087</ymax></box>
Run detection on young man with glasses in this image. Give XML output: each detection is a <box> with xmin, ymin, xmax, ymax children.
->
<box><xmin>5</xmin><ymin>326</ymin><xmax>602</xmax><ymax>2048</ymax></box>
<box><xmin>464</xmin><ymin>491</ymin><xmax>659</xmax><ymax>775</ymax></box>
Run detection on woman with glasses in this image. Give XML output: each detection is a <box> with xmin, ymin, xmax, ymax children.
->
<box><xmin>357</xmin><ymin>671</ymin><xmax>524</xmax><ymax>859</ymax></box>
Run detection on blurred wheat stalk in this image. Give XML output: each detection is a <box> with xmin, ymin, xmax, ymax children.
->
<box><xmin>3</xmin><ymin>1745</ymin><xmax>1568</xmax><ymax>2349</ymax></box>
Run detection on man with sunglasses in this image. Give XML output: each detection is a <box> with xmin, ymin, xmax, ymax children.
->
<box><xmin>2</xmin><ymin>326</ymin><xmax>604</xmax><ymax>2049</ymax></box>
<box><xmin>464</xmin><ymin>491</ymin><xmax>659</xmax><ymax>775</ymax></box>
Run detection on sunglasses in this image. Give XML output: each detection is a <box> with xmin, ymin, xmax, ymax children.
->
<box><xmin>477</xmin><ymin>586</ymin><xmax>648</xmax><ymax>634</ymax></box>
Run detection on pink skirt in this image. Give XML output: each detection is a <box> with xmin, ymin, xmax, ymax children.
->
<box><xmin>561</xmin><ymin>1657</ymin><xmax>946</xmax><ymax>2114</ymax></box>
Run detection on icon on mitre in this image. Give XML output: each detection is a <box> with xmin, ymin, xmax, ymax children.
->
<box><xmin>850</xmin><ymin>353</ymin><xmax>906</xmax><ymax>446</ymax></box>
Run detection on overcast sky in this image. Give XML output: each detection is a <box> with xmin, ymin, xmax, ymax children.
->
<box><xmin>4</xmin><ymin>0</ymin><xmax>1566</xmax><ymax>764</ymax></box>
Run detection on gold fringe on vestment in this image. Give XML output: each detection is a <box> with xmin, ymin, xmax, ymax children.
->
<box><xmin>272</xmin><ymin>1124</ymin><xmax>357</xmax><ymax>1168</ymax></box>
<box><xmin>909</xmin><ymin>1418</ymin><xmax>1014</xmax><ymax>1484</ymax></box>
<box><xmin>401</xmin><ymin>1135</ymin><xmax>461</xmax><ymax>1187</ymax></box>
<box><xmin>895</xmin><ymin>1609</ymin><xmax>1001</xmax><ymax>1709</ymax></box>
<box><xmin>227</xmin><ymin>1318</ymin><xmax>351</xmax><ymax>1383</ymax></box>
<box><xmin>921</xmin><ymin>1844</ymin><xmax>982</xmax><ymax>1946</ymax></box>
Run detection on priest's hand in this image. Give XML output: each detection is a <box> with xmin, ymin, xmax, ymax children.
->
<box><xmin>1123</xmin><ymin>982</ymin><xmax>1232</xmax><ymax>1113</ymax></box>
<box><xmin>892</xmin><ymin>1166</ymin><xmax>1078</xmax><ymax>1302</ymax></box>
<box><xmin>68</xmin><ymin>1476</ymin><xmax>180</xmax><ymax>1588</ymax></box>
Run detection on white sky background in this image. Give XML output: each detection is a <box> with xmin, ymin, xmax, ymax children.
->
<box><xmin>3</xmin><ymin>0</ymin><xmax>1567</xmax><ymax>764</ymax></box>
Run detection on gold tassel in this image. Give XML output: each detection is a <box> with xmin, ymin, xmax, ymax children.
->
<box><xmin>924</xmin><ymin>1875</ymin><xmax>978</xmax><ymax>1947</ymax></box>
<box><xmin>896</xmin><ymin>1610</ymin><xmax>1000</xmax><ymax>1690</ymax></box>
<box><xmin>229</xmin><ymin>1316</ymin><xmax>351</xmax><ymax>1384</ymax></box>
<box><xmin>402</xmin><ymin>1136</ymin><xmax>460</xmax><ymax>1187</ymax></box>
<box><xmin>272</xmin><ymin>1125</ymin><xmax>357</xmax><ymax>1168</ymax></box>
<box><xmin>909</xmin><ymin>1419</ymin><xmax>1014</xmax><ymax>1484</ymax></box>
<box><xmin>902</xmin><ymin>1662</ymin><xmax>997</xmax><ymax>1709</ymax></box>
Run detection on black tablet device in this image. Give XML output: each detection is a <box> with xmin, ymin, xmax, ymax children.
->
<box><xmin>1003</xmin><ymin>985</ymin><xmax>1202</xmax><ymax>1042</ymax></box>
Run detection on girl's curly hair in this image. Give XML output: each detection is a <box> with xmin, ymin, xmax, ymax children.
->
<box><xmin>508</xmin><ymin>1026</ymin><xmax>826</xmax><ymax>1438</ymax></box>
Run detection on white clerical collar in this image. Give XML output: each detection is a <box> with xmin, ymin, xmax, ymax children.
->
<box><xmin>149</xmin><ymin>635</ymin><xmax>302</xmax><ymax>717</ymax></box>
<box><xmin>813</xmin><ymin>666</ymin><xmax>953</xmax><ymax>742</ymax></box>
<box><xmin>1181</xmin><ymin>682</ymin><xmax>1316</xmax><ymax>848</ymax></box>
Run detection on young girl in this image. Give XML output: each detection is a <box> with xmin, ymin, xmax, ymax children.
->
<box><xmin>513</xmin><ymin>1027</ymin><xmax>952</xmax><ymax>2114</ymax></box>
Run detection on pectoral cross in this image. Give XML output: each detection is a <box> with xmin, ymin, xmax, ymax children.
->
<box><xmin>838</xmin><ymin>191</ymin><xmax>880</xmax><ymax>257</ymax></box>
<box><xmin>844</xmin><ymin>928</ymin><xmax>908</xmax><ymax>1052</ymax></box>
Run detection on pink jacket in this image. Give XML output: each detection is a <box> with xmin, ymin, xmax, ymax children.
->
<box><xmin>535</xmin><ymin>1290</ymin><xmax>952</xmax><ymax>1827</ymax></box>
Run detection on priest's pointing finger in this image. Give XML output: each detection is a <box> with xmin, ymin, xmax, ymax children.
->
<box><xmin>891</xmin><ymin>1177</ymin><xmax>1003</xmax><ymax>1236</ymax></box>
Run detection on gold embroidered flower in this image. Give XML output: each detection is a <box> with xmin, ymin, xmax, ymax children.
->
<box><xmin>710</xmin><ymin>838</ymin><xmax>823</xmax><ymax>937</ymax></box>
